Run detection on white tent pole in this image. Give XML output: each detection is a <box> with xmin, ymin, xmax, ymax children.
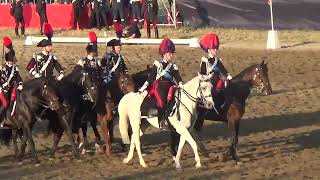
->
<box><xmin>160</xmin><ymin>0</ymin><xmax>174</xmax><ymax>24</ymax></box>
<box><xmin>173</xmin><ymin>0</ymin><xmax>177</xmax><ymax>28</ymax></box>
<box><xmin>269</xmin><ymin>0</ymin><xmax>274</xmax><ymax>31</ymax></box>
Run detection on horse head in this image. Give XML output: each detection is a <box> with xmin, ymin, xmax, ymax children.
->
<box><xmin>41</xmin><ymin>83</ymin><xmax>61</xmax><ymax>111</ymax></box>
<box><xmin>118</xmin><ymin>72</ymin><xmax>135</xmax><ymax>94</ymax></box>
<box><xmin>250</xmin><ymin>61</ymin><xmax>273</xmax><ymax>95</ymax></box>
<box><xmin>197</xmin><ymin>74</ymin><xmax>214</xmax><ymax>109</ymax></box>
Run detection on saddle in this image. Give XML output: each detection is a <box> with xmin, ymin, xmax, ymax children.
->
<box><xmin>140</xmin><ymin>86</ymin><xmax>178</xmax><ymax>118</ymax></box>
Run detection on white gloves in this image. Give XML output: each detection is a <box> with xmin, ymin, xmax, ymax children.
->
<box><xmin>178</xmin><ymin>82</ymin><xmax>183</xmax><ymax>89</ymax></box>
<box><xmin>34</xmin><ymin>73</ymin><xmax>41</xmax><ymax>78</ymax></box>
<box><xmin>138</xmin><ymin>85</ymin><xmax>147</xmax><ymax>93</ymax></box>
<box><xmin>227</xmin><ymin>74</ymin><xmax>233</xmax><ymax>80</ymax></box>
<box><xmin>57</xmin><ymin>74</ymin><xmax>64</xmax><ymax>81</ymax></box>
<box><xmin>2</xmin><ymin>82</ymin><xmax>8</xmax><ymax>88</ymax></box>
<box><xmin>18</xmin><ymin>84</ymin><xmax>23</xmax><ymax>90</ymax></box>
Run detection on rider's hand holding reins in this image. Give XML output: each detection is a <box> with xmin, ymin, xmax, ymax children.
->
<box><xmin>178</xmin><ymin>82</ymin><xmax>183</xmax><ymax>89</ymax></box>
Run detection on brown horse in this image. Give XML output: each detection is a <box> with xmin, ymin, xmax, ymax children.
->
<box><xmin>170</xmin><ymin>61</ymin><xmax>273</xmax><ymax>162</ymax></box>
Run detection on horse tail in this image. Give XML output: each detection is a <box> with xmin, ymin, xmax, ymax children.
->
<box><xmin>118</xmin><ymin>95</ymin><xmax>131</xmax><ymax>145</ymax></box>
<box><xmin>0</xmin><ymin>129</ymin><xmax>13</xmax><ymax>146</ymax></box>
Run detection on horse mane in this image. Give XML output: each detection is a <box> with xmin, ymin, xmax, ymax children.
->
<box><xmin>233</xmin><ymin>64</ymin><xmax>260</xmax><ymax>81</ymax></box>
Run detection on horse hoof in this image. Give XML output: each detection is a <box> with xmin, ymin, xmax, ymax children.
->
<box><xmin>195</xmin><ymin>163</ymin><xmax>202</xmax><ymax>169</ymax></box>
<box><xmin>49</xmin><ymin>157</ymin><xmax>55</xmax><ymax>161</ymax></box>
<box><xmin>140</xmin><ymin>162</ymin><xmax>148</xmax><ymax>168</ymax></box>
<box><xmin>175</xmin><ymin>164</ymin><xmax>181</xmax><ymax>169</ymax></box>
<box><xmin>172</xmin><ymin>156</ymin><xmax>176</xmax><ymax>162</ymax></box>
<box><xmin>78</xmin><ymin>142</ymin><xmax>83</xmax><ymax>149</ymax></box>
<box><xmin>123</xmin><ymin>158</ymin><xmax>129</xmax><ymax>164</ymax></box>
<box><xmin>35</xmin><ymin>163</ymin><xmax>41</xmax><ymax>167</ymax></box>
<box><xmin>81</xmin><ymin>149</ymin><xmax>86</xmax><ymax>155</ymax></box>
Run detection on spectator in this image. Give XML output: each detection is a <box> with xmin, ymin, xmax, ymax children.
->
<box><xmin>36</xmin><ymin>0</ymin><xmax>48</xmax><ymax>34</ymax></box>
<box><xmin>10</xmin><ymin>0</ymin><xmax>25</xmax><ymax>37</ymax></box>
<box><xmin>123</xmin><ymin>23</ymin><xmax>141</xmax><ymax>38</ymax></box>
<box><xmin>72</xmin><ymin>0</ymin><xmax>84</xmax><ymax>29</ymax></box>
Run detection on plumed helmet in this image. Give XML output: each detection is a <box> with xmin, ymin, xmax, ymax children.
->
<box><xmin>43</xmin><ymin>23</ymin><xmax>53</xmax><ymax>41</ymax></box>
<box><xmin>159</xmin><ymin>38</ymin><xmax>175</xmax><ymax>54</ymax></box>
<box><xmin>2</xmin><ymin>36</ymin><xmax>13</xmax><ymax>49</ymax></box>
<box><xmin>5</xmin><ymin>49</ymin><xmax>16</xmax><ymax>62</ymax></box>
<box><xmin>88</xmin><ymin>31</ymin><xmax>97</xmax><ymax>43</ymax></box>
<box><xmin>37</xmin><ymin>39</ymin><xmax>52</xmax><ymax>47</ymax></box>
<box><xmin>199</xmin><ymin>33</ymin><xmax>220</xmax><ymax>51</ymax></box>
<box><xmin>86</xmin><ymin>43</ymin><xmax>98</xmax><ymax>53</ymax></box>
<box><xmin>107</xmin><ymin>39</ymin><xmax>121</xmax><ymax>47</ymax></box>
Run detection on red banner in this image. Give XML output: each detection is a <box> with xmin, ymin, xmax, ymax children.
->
<box><xmin>0</xmin><ymin>4</ymin><xmax>89</xmax><ymax>29</ymax></box>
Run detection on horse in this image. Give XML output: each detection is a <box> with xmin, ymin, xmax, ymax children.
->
<box><xmin>0</xmin><ymin>78</ymin><xmax>68</xmax><ymax>165</ymax></box>
<box><xmin>46</xmin><ymin>68</ymin><xmax>99</xmax><ymax>159</ymax></box>
<box><xmin>118</xmin><ymin>74</ymin><xmax>214</xmax><ymax>168</ymax></box>
<box><xmin>188</xmin><ymin>61</ymin><xmax>273</xmax><ymax>162</ymax></box>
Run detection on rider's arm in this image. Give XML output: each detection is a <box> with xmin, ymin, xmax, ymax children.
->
<box><xmin>53</xmin><ymin>59</ymin><xmax>64</xmax><ymax>75</ymax></box>
<box><xmin>26</xmin><ymin>55</ymin><xmax>37</xmax><ymax>76</ymax></box>
<box><xmin>121</xmin><ymin>58</ymin><xmax>128</xmax><ymax>73</ymax></box>
<box><xmin>15</xmin><ymin>67</ymin><xmax>23</xmax><ymax>85</ymax></box>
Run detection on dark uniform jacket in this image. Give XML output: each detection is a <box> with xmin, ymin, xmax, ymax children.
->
<box><xmin>103</xmin><ymin>52</ymin><xmax>128</xmax><ymax>78</ymax></box>
<box><xmin>36</xmin><ymin>0</ymin><xmax>46</xmax><ymax>14</ymax></box>
<box><xmin>146</xmin><ymin>59</ymin><xmax>182</xmax><ymax>86</ymax></box>
<box><xmin>27</xmin><ymin>52</ymin><xmax>64</xmax><ymax>79</ymax></box>
<box><xmin>74</xmin><ymin>56</ymin><xmax>103</xmax><ymax>85</ymax></box>
<box><xmin>1</xmin><ymin>63</ymin><xmax>23</xmax><ymax>90</ymax></box>
<box><xmin>73</xmin><ymin>0</ymin><xmax>84</xmax><ymax>8</ymax></box>
<box><xmin>11</xmin><ymin>1</ymin><xmax>23</xmax><ymax>18</ymax></box>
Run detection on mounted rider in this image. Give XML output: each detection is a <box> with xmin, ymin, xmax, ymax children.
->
<box><xmin>0</xmin><ymin>37</ymin><xmax>23</xmax><ymax>121</ymax></box>
<box><xmin>26</xmin><ymin>23</ymin><xmax>64</xmax><ymax>81</ymax></box>
<box><xmin>74</xmin><ymin>31</ymin><xmax>104</xmax><ymax>86</ymax></box>
<box><xmin>139</xmin><ymin>38</ymin><xmax>183</xmax><ymax>130</ymax></box>
<box><xmin>199</xmin><ymin>33</ymin><xmax>232</xmax><ymax>111</ymax></box>
<box><xmin>102</xmin><ymin>38</ymin><xmax>128</xmax><ymax>84</ymax></box>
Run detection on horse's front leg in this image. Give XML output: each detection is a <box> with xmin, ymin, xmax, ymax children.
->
<box><xmin>58</xmin><ymin>110</ymin><xmax>80</xmax><ymax>159</ymax></box>
<box><xmin>17</xmin><ymin>127</ymin><xmax>28</xmax><ymax>163</ymax></box>
<box><xmin>24</xmin><ymin>125</ymin><xmax>40</xmax><ymax>165</ymax></box>
<box><xmin>12</xmin><ymin>129</ymin><xmax>19</xmax><ymax>158</ymax></box>
<box><xmin>97</xmin><ymin>113</ymin><xmax>111</xmax><ymax>157</ymax></box>
<box><xmin>50</xmin><ymin>131</ymin><xmax>62</xmax><ymax>159</ymax></box>
<box><xmin>226</xmin><ymin>104</ymin><xmax>243</xmax><ymax>162</ymax></box>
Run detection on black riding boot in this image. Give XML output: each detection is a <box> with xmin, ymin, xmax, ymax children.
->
<box><xmin>0</xmin><ymin>106</ymin><xmax>5</xmax><ymax>127</ymax></box>
<box><xmin>158</xmin><ymin>108</ymin><xmax>168</xmax><ymax>131</ymax></box>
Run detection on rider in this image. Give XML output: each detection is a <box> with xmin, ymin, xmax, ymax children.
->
<box><xmin>103</xmin><ymin>38</ymin><xmax>128</xmax><ymax>83</ymax></box>
<box><xmin>26</xmin><ymin>24</ymin><xmax>64</xmax><ymax>81</ymax></box>
<box><xmin>139</xmin><ymin>38</ymin><xmax>183</xmax><ymax>130</ymax></box>
<box><xmin>199</xmin><ymin>33</ymin><xmax>232</xmax><ymax>111</ymax></box>
<box><xmin>74</xmin><ymin>37</ymin><xmax>103</xmax><ymax>85</ymax></box>
<box><xmin>0</xmin><ymin>43</ymin><xmax>23</xmax><ymax>121</ymax></box>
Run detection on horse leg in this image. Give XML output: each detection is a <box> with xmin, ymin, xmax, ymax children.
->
<box><xmin>189</xmin><ymin>129</ymin><xmax>209</xmax><ymax>157</ymax></box>
<box><xmin>172</xmin><ymin>122</ymin><xmax>201</xmax><ymax>168</ymax></box>
<box><xmin>24</xmin><ymin>126</ymin><xmax>39</xmax><ymax>165</ymax></box>
<box><xmin>90</xmin><ymin>117</ymin><xmax>102</xmax><ymax>153</ymax></box>
<box><xmin>97</xmin><ymin>114</ymin><xmax>111</xmax><ymax>157</ymax></box>
<box><xmin>174</xmin><ymin>137</ymin><xmax>185</xmax><ymax>169</ymax></box>
<box><xmin>226</xmin><ymin>104</ymin><xmax>243</xmax><ymax>162</ymax></box>
<box><xmin>107</xmin><ymin>119</ymin><xmax>114</xmax><ymax>143</ymax></box>
<box><xmin>169</xmin><ymin>129</ymin><xmax>180</xmax><ymax>157</ymax></box>
<box><xmin>227</xmin><ymin>119</ymin><xmax>240</xmax><ymax>161</ymax></box>
<box><xmin>12</xmin><ymin>129</ymin><xmax>19</xmax><ymax>158</ymax></box>
<box><xmin>58</xmin><ymin>110</ymin><xmax>80</xmax><ymax>159</ymax></box>
<box><xmin>17</xmin><ymin>128</ymin><xmax>28</xmax><ymax>163</ymax></box>
<box><xmin>50</xmin><ymin>132</ymin><xmax>62</xmax><ymax>159</ymax></box>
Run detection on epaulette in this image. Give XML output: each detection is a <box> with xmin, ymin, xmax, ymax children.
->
<box><xmin>33</xmin><ymin>53</ymin><xmax>44</xmax><ymax>61</ymax></box>
<box><xmin>15</xmin><ymin>66</ymin><xmax>19</xmax><ymax>71</ymax></box>
<box><xmin>201</xmin><ymin>56</ymin><xmax>208</xmax><ymax>63</ymax></box>
<box><xmin>173</xmin><ymin>64</ymin><xmax>178</xmax><ymax>70</ymax></box>
<box><xmin>153</xmin><ymin>60</ymin><xmax>160</xmax><ymax>67</ymax></box>
<box><xmin>77</xmin><ymin>58</ymin><xmax>86</xmax><ymax>67</ymax></box>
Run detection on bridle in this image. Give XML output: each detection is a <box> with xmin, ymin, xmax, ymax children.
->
<box><xmin>41</xmin><ymin>85</ymin><xmax>60</xmax><ymax>110</ymax></box>
<box><xmin>80</xmin><ymin>72</ymin><xmax>96</xmax><ymax>102</ymax></box>
<box><xmin>252</xmin><ymin>66</ymin><xmax>268</xmax><ymax>93</ymax></box>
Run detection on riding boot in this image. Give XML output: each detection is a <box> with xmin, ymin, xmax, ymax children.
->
<box><xmin>154</xmin><ymin>27</ymin><xmax>159</xmax><ymax>39</ymax></box>
<box><xmin>0</xmin><ymin>106</ymin><xmax>5</xmax><ymax>127</ymax></box>
<box><xmin>158</xmin><ymin>108</ymin><xmax>168</xmax><ymax>131</ymax></box>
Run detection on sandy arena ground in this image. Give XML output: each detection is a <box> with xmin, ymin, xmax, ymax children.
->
<box><xmin>0</xmin><ymin>28</ymin><xmax>319</xmax><ymax>179</ymax></box>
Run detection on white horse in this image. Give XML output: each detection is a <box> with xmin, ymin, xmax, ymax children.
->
<box><xmin>118</xmin><ymin>74</ymin><xmax>214</xmax><ymax>168</ymax></box>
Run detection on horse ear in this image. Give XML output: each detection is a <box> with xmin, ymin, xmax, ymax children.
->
<box><xmin>261</xmin><ymin>60</ymin><xmax>265</xmax><ymax>65</ymax></box>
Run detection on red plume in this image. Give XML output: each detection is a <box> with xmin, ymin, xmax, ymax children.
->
<box><xmin>199</xmin><ymin>33</ymin><xmax>220</xmax><ymax>50</ymax></box>
<box><xmin>2</xmin><ymin>36</ymin><xmax>13</xmax><ymax>48</ymax></box>
<box><xmin>88</xmin><ymin>31</ymin><xmax>97</xmax><ymax>43</ymax></box>
<box><xmin>43</xmin><ymin>23</ymin><xmax>53</xmax><ymax>38</ymax></box>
